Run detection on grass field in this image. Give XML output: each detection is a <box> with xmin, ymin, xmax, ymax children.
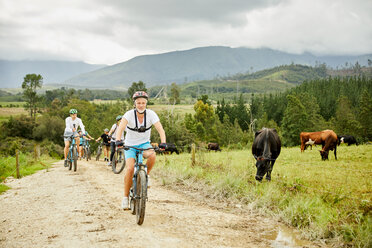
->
<box><xmin>154</xmin><ymin>144</ymin><xmax>372</xmax><ymax>247</ymax></box>
<box><xmin>0</xmin><ymin>153</ymin><xmax>58</xmax><ymax>194</ymax></box>
<box><xmin>0</xmin><ymin>107</ymin><xmax>28</xmax><ymax>122</ymax></box>
<box><xmin>0</xmin><ymin>101</ymin><xmax>26</xmax><ymax>107</ymax></box>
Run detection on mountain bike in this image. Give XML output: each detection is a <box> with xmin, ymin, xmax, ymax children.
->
<box><xmin>124</xmin><ymin>145</ymin><xmax>158</xmax><ymax>225</ymax></box>
<box><xmin>96</xmin><ymin>142</ymin><xmax>102</xmax><ymax>161</ymax></box>
<box><xmin>83</xmin><ymin>140</ymin><xmax>91</xmax><ymax>161</ymax></box>
<box><xmin>112</xmin><ymin>141</ymin><xmax>125</xmax><ymax>174</ymax></box>
<box><xmin>65</xmin><ymin>134</ymin><xmax>78</xmax><ymax>171</ymax></box>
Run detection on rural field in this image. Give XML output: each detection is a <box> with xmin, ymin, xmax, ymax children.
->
<box><xmin>153</xmin><ymin>144</ymin><xmax>372</xmax><ymax>247</ymax></box>
<box><xmin>0</xmin><ymin>106</ymin><xmax>27</xmax><ymax>122</ymax></box>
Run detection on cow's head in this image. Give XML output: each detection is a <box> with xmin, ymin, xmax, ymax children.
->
<box><xmin>319</xmin><ymin>150</ymin><xmax>329</xmax><ymax>160</ymax></box>
<box><xmin>255</xmin><ymin>156</ymin><xmax>270</xmax><ymax>181</ymax></box>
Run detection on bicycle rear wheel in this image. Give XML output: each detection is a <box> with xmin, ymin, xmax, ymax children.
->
<box><xmin>73</xmin><ymin>146</ymin><xmax>78</xmax><ymax>172</ymax></box>
<box><xmin>136</xmin><ymin>169</ymin><xmax>147</xmax><ymax>225</ymax></box>
<box><xmin>112</xmin><ymin>149</ymin><xmax>125</xmax><ymax>174</ymax></box>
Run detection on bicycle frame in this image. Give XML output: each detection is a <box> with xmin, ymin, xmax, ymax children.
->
<box><xmin>124</xmin><ymin>145</ymin><xmax>157</xmax><ymax>225</ymax></box>
<box><xmin>66</xmin><ymin>134</ymin><xmax>78</xmax><ymax>171</ymax></box>
<box><xmin>132</xmin><ymin>149</ymin><xmax>147</xmax><ymax>200</ymax></box>
<box><xmin>68</xmin><ymin>136</ymin><xmax>77</xmax><ymax>162</ymax></box>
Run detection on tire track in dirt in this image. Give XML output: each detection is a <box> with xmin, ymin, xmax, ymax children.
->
<box><xmin>0</xmin><ymin>160</ymin><xmax>324</xmax><ymax>248</ymax></box>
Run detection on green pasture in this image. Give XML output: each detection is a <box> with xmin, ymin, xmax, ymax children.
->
<box><xmin>0</xmin><ymin>101</ymin><xmax>25</xmax><ymax>107</ymax></box>
<box><xmin>154</xmin><ymin>145</ymin><xmax>372</xmax><ymax>247</ymax></box>
<box><xmin>0</xmin><ymin>106</ymin><xmax>28</xmax><ymax>122</ymax></box>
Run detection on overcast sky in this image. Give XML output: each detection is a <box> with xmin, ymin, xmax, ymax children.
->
<box><xmin>1</xmin><ymin>0</ymin><xmax>371</xmax><ymax>65</ymax></box>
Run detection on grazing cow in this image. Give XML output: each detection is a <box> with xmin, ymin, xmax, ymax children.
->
<box><xmin>164</xmin><ymin>143</ymin><xmax>179</xmax><ymax>154</ymax></box>
<box><xmin>153</xmin><ymin>143</ymin><xmax>179</xmax><ymax>154</ymax></box>
<box><xmin>300</xmin><ymin>130</ymin><xmax>338</xmax><ymax>160</ymax></box>
<box><xmin>207</xmin><ymin>143</ymin><xmax>221</xmax><ymax>152</ymax></box>
<box><xmin>339</xmin><ymin>135</ymin><xmax>358</xmax><ymax>146</ymax></box>
<box><xmin>305</xmin><ymin>138</ymin><xmax>316</xmax><ymax>150</ymax></box>
<box><xmin>252</xmin><ymin>128</ymin><xmax>281</xmax><ymax>181</ymax></box>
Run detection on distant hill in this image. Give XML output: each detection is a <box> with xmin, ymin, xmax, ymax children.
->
<box><xmin>64</xmin><ymin>46</ymin><xmax>372</xmax><ymax>89</ymax></box>
<box><xmin>159</xmin><ymin>64</ymin><xmax>372</xmax><ymax>101</ymax></box>
<box><xmin>0</xmin><ymin>60</ymin><xmax>106</xmax><ymax>88</ymax></box>
<box><xmin>173</xmin><ymin>64</ymin><xmax>327</xmax><ymax>99</ymax></box>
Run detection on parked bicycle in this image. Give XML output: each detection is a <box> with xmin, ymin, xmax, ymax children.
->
<box><xmin>123</xmin><ymin>145</ymin><xmax>158</xmax><ymax>225</ymax></box>
<box><xmin>96</xmin><ymin>142</ymin><xmax>102</xmax><ymax>161</ymax></box>
<box><xmin>64</xmin><ymin>134</ymin><xmax>78</xmax><ymax>171</ymax></box>
<box><xmin>112</xmin><ymin>141</ymin><xmax>125</xmax><ymax>174</ymax></box>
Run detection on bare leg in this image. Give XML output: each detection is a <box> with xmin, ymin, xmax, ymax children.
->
<box><xmin>124</xmin><ymin>158</ymin><xmax>135</xmax><ymax>197</ymax></box>
<box><xmin>64</xmin><ymin>140</ymin><xmax>70</xmax><ymax>159</ymax></box>
<box><xmin>145</xmin><ymin>151</ymin><xmax>156</xmax><ymax>174</ymax></box>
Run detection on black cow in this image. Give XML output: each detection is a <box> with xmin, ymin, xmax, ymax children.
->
<box><xmin>339</xmin><ymin>135</ymin><xmax>358</xmax><ymax>146</ymax></box>
<box><xmin>164</xmin><ymin>143</ymin><xmax>179</xmax><ymax>154</ymax></box>
<box><xmin>252</xmin><ymin>128</ymin><xmax>281</xmax><ymax>181</ymax></box>
<box><xmin>207</xmin><ymin>143</ymin><xmax>221</xmax><ymax>152</ymax></box>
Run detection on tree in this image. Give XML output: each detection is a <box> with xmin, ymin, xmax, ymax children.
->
<box><xmin>127</xmin><ymin>81</ymin><xmax>147</xmax><ymax>101</ymax></box>
<box><xmin>281</xmin><ymin>94</ymin><xmax>309</xmax><ymax>146</ymax></box>
<box><xmin>22</xmin><ymin>74</ymin><xmax>43</xmax><ymax>120</ymax></box>
<box><xmin>358</xmin><ymin>89</ymin><xmax>372</xmax><ymax>140</ymax></box>
<box><xmin>169</xmin><ymin>82</ymin><xmax>180</xmax><ymax>104</ymax></box>
<box><xmin>333</xmin><ymin>96</ymin><xmax>361</xmax><ymax>136</ymax></box>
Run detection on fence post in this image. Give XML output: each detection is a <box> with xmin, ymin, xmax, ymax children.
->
<box><xmin>16</xmin><ymin>149</ymin><xmax>20</xmax><ymax>179</ymax></box>
<box><xmin>191</xmin><ymin>143</ymin><xmax>196</xmax><ymax>167</ymax></box>
<box><xmin>34</xmin><ymin>144</ymin><xmax>40</xmax><ymax>161</ymax></box>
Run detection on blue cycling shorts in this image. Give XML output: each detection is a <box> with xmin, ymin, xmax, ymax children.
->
<box><xmin>124</xmin><ymin>142</ymin><xmax>152</xmax><ymax>160</ymax></box>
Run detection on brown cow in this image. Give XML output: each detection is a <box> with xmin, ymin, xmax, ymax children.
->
<box><xmin>300</xmin><ymin>130</ymin><xmax>338</xmax><ymax>160</ymax></box>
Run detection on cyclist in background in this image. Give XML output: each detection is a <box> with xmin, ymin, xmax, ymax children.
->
<box><xmin>78</xmin><ymin>130</ymin><xmax>85</xmax><ymax>159</ymax></box>
<box><xmin>78</xmin><ymin>130</ymin><xmax>93</xmax><ymax>159</ymax></box>
<box><xmin>63</xmin><ymin>109</ymin><xmax>85</xmax><ymax>167</ymax></box>
<box><xmin>96</xmin><ymin>128</ymin><xmax>111</xmax><ymax>162</ymax></box>
<box><xmin>108</xmin><ymin>115</ymin><xmax>125</xmax><ymax>166</ymax></box>
<box><xmin>115</xmin><ymin>91</ymin><xmax>166</xmax><ymax>210</ymax></box>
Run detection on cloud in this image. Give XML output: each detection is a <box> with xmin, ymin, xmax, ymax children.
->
<box><xmin>0</xmin><ymin>0</ymin><xmax>371</xmax><ymax>65</ymax></box>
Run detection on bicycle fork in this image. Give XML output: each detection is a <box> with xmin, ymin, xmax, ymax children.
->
<box><xmin>131</xmin><ymin>164</ymin><xmax>148</xmax><ymax>201</ymax></box>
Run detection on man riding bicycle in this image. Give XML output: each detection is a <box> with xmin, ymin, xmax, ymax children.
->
<box><xmin>108</xmin><ymin>115</ymin><xmax>125</xmax><ymax>166</ymax></box>
<box><xmin>115</xmin><ymin>91</ymin><xmax>166</xmax><ymax>210</ymax></box>
<box><xmin>63</xmin><ymin>109</ymin><xmax>86</xmax><ymax>167</ymax></box>
<box><xmin>96</xmin><ymin>128</ymin><xmax>111</xmax><ymax>162</ymax></box>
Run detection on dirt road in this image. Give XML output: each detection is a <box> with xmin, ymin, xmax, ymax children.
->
<box><xmin>0</xmin><ymin>160</ymin><xmax>324</xmax><ymax>248</ymax></box>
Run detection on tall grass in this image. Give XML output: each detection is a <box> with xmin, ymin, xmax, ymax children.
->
<box><xmin>0</xmin><ymin>153</ymin><xmax>57</xmax><ymax>194</ymax></box>
<box><xmin>154</xmin><ymin>145</ymin><xmax>372</xmax><ymax>247</ymax></box>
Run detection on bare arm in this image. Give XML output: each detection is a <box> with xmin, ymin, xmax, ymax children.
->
<box><xmin>154</xmin><ymin>121</ymin><xmax>166</xmax><ymax>143</ymax></box>
<box><xmin>116</xmin><ymin>118</ymin><xmax>128</xmax><ymax>142</ymax></box>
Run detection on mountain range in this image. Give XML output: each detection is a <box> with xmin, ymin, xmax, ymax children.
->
<box><xmin>0</xmin><ymin>60</ymin><xmax>105</xmax><ymax>88</ymax></box>
<box><xmin>1</xmin><ymin>46</ymin><xmax>371</xmax><ymax>89</ymax></box>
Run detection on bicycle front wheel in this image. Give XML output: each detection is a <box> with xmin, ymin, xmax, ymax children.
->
<box><xmin>87</xmin><ymin>147</ymin><xmax>91</xmax><ymax>160</ymax></box>
<box><xmin>73</xmin><ymin>146</ymin><xmax>78</xmax><ymax>172</ymax></box>
<box><xmin>136</xmin><ymin>169</ymin><xmax>147</xmax><ymax>225</ymax></box>
<box><xmin>112</xmin><ymin>150</ymin><xmax>125</xmax><ymax>174</ymax></box>
<box><xmin>68</xmin><ymin>150</ymin><xmax>72</xmax><ymax>170</ymax></box>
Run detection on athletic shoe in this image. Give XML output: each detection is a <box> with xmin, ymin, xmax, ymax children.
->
<box><xmin>121</xmin><ymin>197</ymin><xmax>130</xmax><ymax>210</ymax></box>
<box><xmin>64</xmin><ymin>159</ymin><xmax>68</xmax><ymax>167</ymax></box>
<box><xmin>107</xmin><ymin>161</ymin><xmax>111</xmax><ymax>166</ymax></box>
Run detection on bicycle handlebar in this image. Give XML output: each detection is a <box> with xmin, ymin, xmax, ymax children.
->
<box><xmin>122</xmin><ymin>145</ymin><xmax>159</xmax><ymax>152</ymax></box>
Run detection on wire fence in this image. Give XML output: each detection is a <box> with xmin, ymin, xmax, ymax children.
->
<box><xmin>1</xmin><ymin>145</ymin><xmax>46</xmax><ymax>183</ymax></box>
